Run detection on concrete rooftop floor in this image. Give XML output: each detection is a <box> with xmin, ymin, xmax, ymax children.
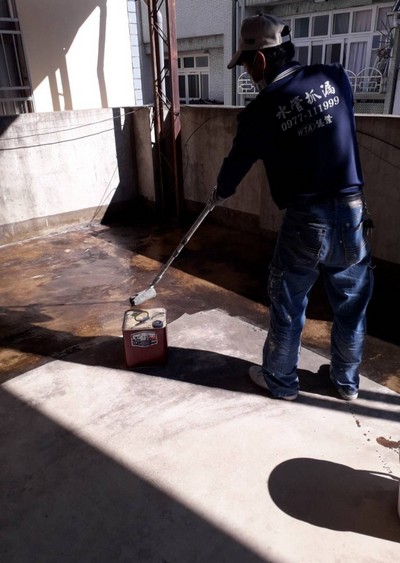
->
<box><xmin>0</xmin><ymin>215</ymin><xmax>399</xmax><ymax>562</ymax></box>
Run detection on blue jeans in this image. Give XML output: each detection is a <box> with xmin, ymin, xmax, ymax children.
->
<box><xmin>262</xmin><ymin>194</ymin><xmax>374</xmax><ymax>399</ymax></box>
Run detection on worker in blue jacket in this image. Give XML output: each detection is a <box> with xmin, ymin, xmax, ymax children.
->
<box><xmin>211</xmin><ymin>14</ymin><xmax>374</xmax><ymax>401</ymax></box>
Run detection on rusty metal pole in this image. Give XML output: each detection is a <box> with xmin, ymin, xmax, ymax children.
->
<box><xmin>147</xmin><ymin>0</ymin><xmax>183</xmax><ymax>219</ymax></box>
<box><xmin>147</xmin><ymin>0</ymin><xmax>165</xmax><ymax>211</ymax></box>
<box><xmin>164</xmin><ymin>0</ymin><xmax>183</xmax><ymax>218</ymax></box>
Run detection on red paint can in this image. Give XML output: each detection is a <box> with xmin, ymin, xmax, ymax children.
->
<box><xmin>122</xmin><ymin>308</ymin><xmax>168</xmax><ymax>368</ymax></box>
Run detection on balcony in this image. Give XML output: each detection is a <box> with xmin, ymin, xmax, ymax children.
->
<box><xmin>1</xmin><ymin>106</ymin><xmax>399</xmax><ymax>560</ymax></box>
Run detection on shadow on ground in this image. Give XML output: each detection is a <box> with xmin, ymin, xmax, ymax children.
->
<box><xmin>268</xmin><ymin>457</ymin><xmax>400</xmax><ymax>544</ymax></box>
<box><xmin>1</xmin><ymin>301</ymin><xmax>399</xmax><ymax>423</ymax></box>
<box><xmin>0</xmin><ymin>387</ymin><xmax>265</xmax><ymax>563</ymax></box>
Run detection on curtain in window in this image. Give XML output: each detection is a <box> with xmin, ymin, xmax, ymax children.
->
<box><xmin>348</xmin><ymin>42</ymin><xmax>367</xmax><ymax>74</ymax></box>
<box><xmin>333</xmin><ymin>13</ymin><xmax>350</xmax><ymax>35</ymax></box>
<box><xmin>352</xmin><ymin>10</ymin><xmax>372</xmax><ymax>33</ymax></box>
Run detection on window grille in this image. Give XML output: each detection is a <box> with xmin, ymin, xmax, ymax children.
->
<box><xmin>346</xmin><ymin>67</ymin><xmax>385</xmax><ymax>94</ymax></box>
<box><xmin>237</xmin><ymin>72</ymin><xmax>257</xmax><ymax>96</ymax></box>
<box><xmin>356</xmin><ymin>67</ymin><xmax>383</xmax><ymax>93</ymax></box>
<box><xmin>0</xmin><ymin>0</ymin><xmax>33</xmax><ymax>115</ymax></box>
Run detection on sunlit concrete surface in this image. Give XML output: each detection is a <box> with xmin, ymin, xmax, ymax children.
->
<box><xmin>0</xmin><ymin>222</ymin><xmax>399</xmax><ymax>561</ymax></box>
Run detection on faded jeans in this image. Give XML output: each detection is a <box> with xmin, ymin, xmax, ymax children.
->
<box><xmin>262</xmin><ymin>194</ymin><xmax>374</xmax><ymax>399</ymax></box>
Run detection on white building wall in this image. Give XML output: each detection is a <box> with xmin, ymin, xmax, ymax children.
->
<box><xmin>175</xmin><ymin>0</ymin><xmax>234</xmax><ymax>105</ymax></box>
<box><xmin>209</xmin><ymin>47</ymin><xmax>225</xmax><ymax>102</ymax></box>
<box><xmin>0</xmin><ymin>108</ymin><xmax>137</xmax><ymax>237</ymax></box>
<box><xmin>175</xmin><ymin>0</ymin><xmax>227</xmax><ymax>38</ymax></box>
<box><xmin>127</xmin><ymin>0</ymin><xmax>143</xmax><ymax>105</ymax></box>
<box><xmin>138</xmin><ymin>0</ymin><xmax>236</xmax><ymax>105</ymax></box>
<box><xmin>16</xmin><ymin>0</ymin><xmax>136</xmax><ymax>112</ymax></box>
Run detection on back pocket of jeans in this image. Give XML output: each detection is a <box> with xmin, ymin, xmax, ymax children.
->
<box><xmin>341</xmin><ymin>220</ymin><xmax>369</xmax><ymax>266</ymax></box>
<box><xmin>277</xmin><ymin>219</ymin><xmax>325</xmax><ymax>268</ymax></box>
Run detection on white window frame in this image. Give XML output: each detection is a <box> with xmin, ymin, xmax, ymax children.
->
<box><xmin>178</xmin><ymin>54</ymin><xmax>209</xmax><ymax>104</ymax></box>
<box><xmin>289</xmin><ymin>2</ymin><xmax>392</xmax><ymax>75</ymax></box>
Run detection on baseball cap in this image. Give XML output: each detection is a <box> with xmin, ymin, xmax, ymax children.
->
<box><xmin>227</xmin><ymin>14</ymin><xmax>291</xmax><ymax>69</ymax></box>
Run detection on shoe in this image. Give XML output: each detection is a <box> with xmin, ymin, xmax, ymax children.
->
<box><xmin>329</xmin><ymin>370</ymin><xmax>358</xmax><ymax>401</ymax></box>
<box><xmin>337</xmin><ymin>388</ymin><xmax>358</xmax><ymax>401</ymax></box>
<box><xmin>249</xmin><ymin>366</ymin><xmax>298</xmax><ymax>401</ymax></box>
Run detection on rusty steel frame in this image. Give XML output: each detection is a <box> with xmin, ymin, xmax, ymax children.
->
<box><xmin>147</xmin><ymin>0</ymin><xmax>183</xmax><ymax>218</ymax></box>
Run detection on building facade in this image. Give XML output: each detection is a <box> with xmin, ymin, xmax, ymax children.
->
<box><xmin>240</xmin><ymin>0</ymin><xmax>400</xmax><ymax>113</ymax></box>
<box><xmin>135</xmin><ymin>0</ymin><xmax>235</xmax><ymax>106</ymax></box>
<box><xmin>1</xmin><ymin>1</ymin><xmax>399</xmax><ymax>115</ymax></box>
<box><xmin>136</xmin><ymin>0</ymin><xmax>399</xmax><ymax>113</ymax></box>
<box><xmin>0</xmin><ymin>0</ymin><xmax>137</xmax><ymax>114</ymax></box>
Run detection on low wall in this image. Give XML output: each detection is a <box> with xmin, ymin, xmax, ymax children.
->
<box><xmin>356</xmin><ymin>116</ymin><xmax>400</xmax><ymax>265</ymax></box>
<box><xmin>0</xmin><ymin>107</ymin><xmax>154</xmax><ymax>243</ymax></box>
<box><xmin>181</xmin><ymin>106</ymin><xmax>400</xmax><ymax>265</ymax></box>
<box><xmin>0</xmin><ymin>106</ymin><xmax>399</xmax><ymax>265</ymax></box>
<box><xmin>180</xmin><ymin>105</ymin><xmax>283</xmax><ymax>235</ymax></box>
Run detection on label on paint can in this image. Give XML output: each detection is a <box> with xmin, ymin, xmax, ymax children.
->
<box><xmin>131</xmin><ymin>332</ymin><xmax>158</xmax><ymax>348</ymax></box>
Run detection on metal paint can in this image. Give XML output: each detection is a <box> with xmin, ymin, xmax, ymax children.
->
<box><xmin>122</xmin><ymin>308</ymin><xmax>167</xmax><ymax>368</ymax></box>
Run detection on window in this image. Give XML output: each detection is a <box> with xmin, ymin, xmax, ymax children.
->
<box><xmin>0</xmin><ymin>0</ymin><xmax>32</xmax><ymax>115</ymax></box>
<box><xmin>372</xmin><ymin>35</ymin><xmax>381</xmax><ymax>50</ymax></box>
<box><xmin>352</xmin><ymin>10</ymin><xmax>372</xmax><ymax>33</ymax></box>
<box><xmin>188</xmin><ymin>74</ymin><xmax>199</xmax><ymax>98</ymax></box>
<box><xmin>325</xmin><ymin>43</ymin><xmax>342</xmax><ymax>64</ymax></box>
<box><xmin>196</xmin><ymin>56</ymin><xmax>208</xmax><ymax>67</ymax></box>
<box><xmin>348</xmin><ymin>42</ymin><xmax>367</xmax><ymax>74</ymax></box>
<box><xmin>183</xmin><ymin>57</ymin><xmax>195</xmax><ymax>69</ymax></box>
<box><xmin>296</xmin><ymin>46</ymin><xmax>309</xmax><ymax>65</ymax></box>
<box><xmin>371</xmin><ymin>9</ymin><xmax>392</xmax><ymax>74</ymax></box>
<box><xmin>177</xmin><ymin>55</ymin><xmax>209</xmax><ymax>104</ymax></box>
<box><xmin>311</xmin><ymin>44</ymin><xmax>323</xmax><ymax>64</ymax></box>
<box><xmin>291</xmin><ymin>3</ymin><xmax>392</xmax><ymax>102</ymax></box>
<box><xmin>376</xmin><ymin>7</ymin><xmax>389</xmax><ymax>31</ymax></box>
<box><xmin>166</xmin><ymin>55</ymin><xmax>209</xmax><ymax>104</ymax></box>
<box><xmin>294</xmin><ymin>18</ymin><xmax>309</xmax><ymax>38</ymax></box>
<box><xmin>332</xmin><ymin>13</ymin><xmax>350</xmax><ymax>35</ymax></box>
<box><xmin>178</xmin><ymin>75</ymin><xmax>185</xmax><ymax>98</ymax></box>
<box><xmin>312</xmin><ymin>15</ymin><xmax>329</xmax><ymax>36</ymax></box>
<box><xmin>200</xmin><ymin>73</ymin><xmax>209</xmax><ymax>97</ymax></box>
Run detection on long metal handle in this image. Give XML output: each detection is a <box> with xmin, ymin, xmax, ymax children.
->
<box><xmin>149</xmin><ymin>201</ymin><xmax>214</xmax><ymax>289</ymax></box>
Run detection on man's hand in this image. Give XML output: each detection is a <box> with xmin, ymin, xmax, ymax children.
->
<box><xmin>208</xmin><ymin>186</ymin><xmax>226</xmax><ymax>208</ymax></box>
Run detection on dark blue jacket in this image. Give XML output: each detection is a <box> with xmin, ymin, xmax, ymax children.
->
<box><xmin>217</xmin><ymin>62</ymin><xmax>363</xmax><ymax>209</ymax></box>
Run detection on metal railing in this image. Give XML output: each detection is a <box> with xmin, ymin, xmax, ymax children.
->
<box><xmin>345</xmin><ymin>67</ymin><xmax>385</xmax><ymax>95</ymax></box>
<box><xmin>237</xmin><ymin>72</ymin><xmax>257</xmax><ymax>96</ymax></box>
<box><xmin>237</xmin><ymin>67</ymin><xmax>386</xmax><ymax>98</ymax></box>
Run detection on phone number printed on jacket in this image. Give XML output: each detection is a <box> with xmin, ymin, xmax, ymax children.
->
<box><xmin>277</xmin><ymin>80</ymin><xmax>340</xmax><ymax>136</ymax></box>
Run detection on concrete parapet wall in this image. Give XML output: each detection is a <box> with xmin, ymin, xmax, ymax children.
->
<box><xmin>180</xmin><ymin>105</ymin><xmax>283</xmax><ymax>235</ymax></box>
<box><xmin>356</xmin><ymin>115</ymin><xmax>400</xmax><ymax>265</ymax></box>
<box><xmin>181</xmin><ymin>105</ymin><xmax>400</xmax><ymax>265</ymax></box>
<box><xmin>0</xmin><ymin>107</ymin><xmax>155</xmax><ymax>244</ymax></box>
<box><xmin>0</xmin><ymin>105</ymin><xmax>399</xmax><ymax>265</ymax></box>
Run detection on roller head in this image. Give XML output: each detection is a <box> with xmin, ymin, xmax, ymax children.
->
<box><xmin>129</xmin><ymin>286</ymin><xmax>157</xmax><ymax>306</ymax></box>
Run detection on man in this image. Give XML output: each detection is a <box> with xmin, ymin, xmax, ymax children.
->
<box><xmin>211</xmin><ymin>14</ymin><xmax>374</xmax><ymax>401</ymax></box>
